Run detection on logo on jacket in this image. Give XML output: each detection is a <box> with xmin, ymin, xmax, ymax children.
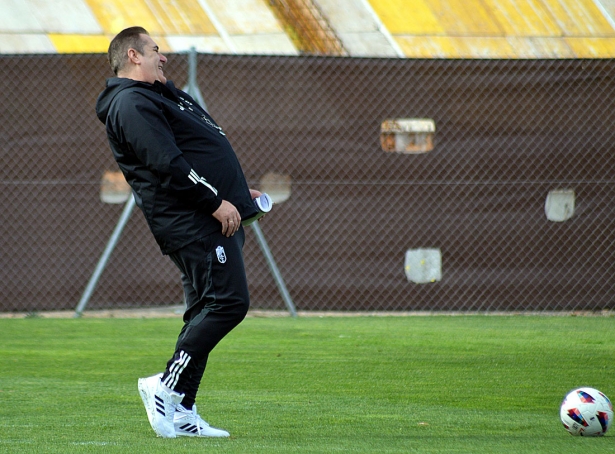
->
<box><xmin>216</xmin><ymin>246</ymin><xmax>227</xmax><ymax>264</ymax></box>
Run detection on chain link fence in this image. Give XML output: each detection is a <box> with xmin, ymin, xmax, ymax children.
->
<box><xmin>1</xmin><ymin>54</ymin><xmax>614</xmax><ymax>313</ymax></box>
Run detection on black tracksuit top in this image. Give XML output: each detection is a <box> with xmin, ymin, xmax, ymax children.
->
<box><xmin>95</xmin><ymin>77</ymin><xmax>257</xmax><ymax>254</ymax></box>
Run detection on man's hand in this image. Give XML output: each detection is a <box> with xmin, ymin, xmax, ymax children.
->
<box><xmin>213</xmin><ymin>200</ymin><xmax>241</xmax><ymax>237</ymax></box>
<box><xmin>249</xmin><ymin>189</ymin><xmax>263</xmax><ymax>199</ymax></box>
<box><xmin>248</xmin><ymin>189</ymin><xmax>268</xmax><ymax>223</ymax></box>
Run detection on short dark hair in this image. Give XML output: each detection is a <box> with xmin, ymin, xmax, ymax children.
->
<box><xmin>108</xmin><ymin>26</ymin><xmax>149</xmax><ymax>75</ymax></box>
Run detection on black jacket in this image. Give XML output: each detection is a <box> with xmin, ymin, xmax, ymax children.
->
<box><xmin>95</xmin><ymin>78</ymin><xmax>257</xmax><ymax>254</ymax></box>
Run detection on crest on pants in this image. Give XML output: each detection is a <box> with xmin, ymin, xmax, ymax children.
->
<box><xmin>216</xmin><ymin>245</ymin><xmax>227</xmax><ymax>263</ymax></box>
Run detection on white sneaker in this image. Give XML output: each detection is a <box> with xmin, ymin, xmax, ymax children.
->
<box><xmin>174</xmin><ymin>404</ymin><xmax>230</xmax><ymax>437</ymax></box>
<box><xmin>138</xmin><ymin>373</ymin><xmax>185</xmax><ymax>438</ymax></box>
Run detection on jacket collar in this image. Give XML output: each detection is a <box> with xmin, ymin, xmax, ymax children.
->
<box><xmin>153</xmin><ymin>80</ymin><xmax>180</xmax><ymax>102</ymax></box>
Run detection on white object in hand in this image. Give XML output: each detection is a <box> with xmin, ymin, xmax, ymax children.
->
<box><xmin>242</xmin><ymin>193</ymin><xmax>273</xmax><ymax>226</ymax></box>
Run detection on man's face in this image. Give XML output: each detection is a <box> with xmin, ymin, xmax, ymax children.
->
<box><xmin>137</xmin><ymin>34</ymin><xmax>167</xmax><ymax>84</ymax></box>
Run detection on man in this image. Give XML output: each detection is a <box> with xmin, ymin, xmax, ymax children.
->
<box><xmin>95</xmin><ymin>26</ymin><xmax>261</xmax><ymax>438</ymax></box>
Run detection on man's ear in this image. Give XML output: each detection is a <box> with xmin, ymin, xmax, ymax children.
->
<box><xmin>127</xmin><ymin>48</ymin><xmax>140</xmax><ymax>65</ymax></box>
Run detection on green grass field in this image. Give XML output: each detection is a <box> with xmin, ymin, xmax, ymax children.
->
<box><xmin>0</xmin><ymin>314</ymin><xmax>614</xmax><ymax>453</ymax></box>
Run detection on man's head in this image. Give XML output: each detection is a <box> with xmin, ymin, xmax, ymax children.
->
<box><xmin>108</xmin><ymin>26</ymin><xmax>167</xmax><ymax>84</ymax></box>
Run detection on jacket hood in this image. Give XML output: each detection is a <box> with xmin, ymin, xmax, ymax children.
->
<box><xmin>96</xmin><ymin>78</ymin><xmax>181</xmax><ymax>124</ymax></box>
<box><xmin>96</xmin><ymin>78</ymin><xmax>137</xmax><ymax>124</ymax></box>
<box><xmin>96</xmin><ymin>78</ymin><xmax>158</xmax><ymax>124</ymax></box>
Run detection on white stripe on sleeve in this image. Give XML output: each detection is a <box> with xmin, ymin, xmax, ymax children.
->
<box><xmin>188</xmin><ymin>169</ymin><xmax>218</xmax><ymax>196</ymax></box>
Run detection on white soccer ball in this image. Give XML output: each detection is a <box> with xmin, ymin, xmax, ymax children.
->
<box><xmin>560</xmin><ymin>387</ymin><xmax>613</xmax><ymax>436</ymax></box>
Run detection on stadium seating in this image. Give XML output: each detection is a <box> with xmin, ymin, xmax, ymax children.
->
<box><xmin>0</xmin><ymin>0</ymin><xmax>613</xmax><ymax>57</ymax></box>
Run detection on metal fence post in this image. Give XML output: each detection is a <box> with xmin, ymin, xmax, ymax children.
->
<box><xmin>73</xmin><ymin>195</ymin><xmax>135</xmax><ymax>317</ymax></box>
<box><xmin>183</xmin><ymin>47</ymin><xmax>207</xmax><ymax>110</ymax></box>
<box><xmin>250</xmin><ymin>221</ymin><xmax>298</xmax><ymax>317</ymax></box>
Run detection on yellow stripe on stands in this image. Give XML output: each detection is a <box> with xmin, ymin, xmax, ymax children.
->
<box><xmin>83</xmin><ymin>0</ymin><xmax>165</xmax><ymax>35</ymax></box>
<box><xmin>480</xmin><ymin>0</ymin><xmax>560</xmax><ymax>36</ymax></box>
<box><xmin>427</xmin><ymin>0</ymin><xmax>502</xmax><ymax>35</ymax></box>
<box><xmin>368</xmin><ymin>0</ymin><xmax>444</xmax><ymax>35</ymax></box>
<box><xmin>394</xmin><ymin>36</ymin><xmax>457</xmax><ymax>58</ymax></box>
<box><xmin>137</xmin><ymin>0</ymin><xmax>216</xmax><ymax>35</ymax></box>
<box><xmin>566</xmin><ymin>37</ymin><xmax>615</xmax><ymax>57</ymax></box>
<box><xmin>49</xmin><ymin>34</ymin><xmax>110</xmax><ymax>53</ymax></box>
<box><xmin>395</xmin><ymin>35</ymin><xmax>514</xmax><ymax>57</ymax></box>
<box><xmin>514</xmin><ymin>36</ymin><xmax>576</xmax><ymax>58</ymax></box>
<box><xmin>84</xmin><ymin>0</ymin><xmax>216</xmax><ymax>36</ymax></box>
<box><xmin>503</xmin><ymin>36</ymin><xmax>575</xmax><ymax>57</ymax></box>
<box><xmin>542</xmin><ymin>0</ymin><xmax>615</xmax><ymax>36</ymax></box>
<box><xmin>395</xmin><ymin>35</ymin><xmax>581</xmax><ymax>58</ymax></box>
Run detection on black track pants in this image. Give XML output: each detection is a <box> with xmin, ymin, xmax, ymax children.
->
<box><xmin>164</xmin><ymin>228</ymin><xmax>249</xmax><ymax>408</ymax></box>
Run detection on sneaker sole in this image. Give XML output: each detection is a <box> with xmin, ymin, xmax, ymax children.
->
<box><xmin>176</xmin><ymin>429</ymin><xmax>230</xmax><ymax>438</ymax></box>
<box><xmin>138</xmin><ymin>375</ymin><xmax>176</xmax><ymax>438</ymax></box>
<box><xmin>137</xmin><ymin>378</ymin><xmax>155</xmax><ymax>429</ymax></box>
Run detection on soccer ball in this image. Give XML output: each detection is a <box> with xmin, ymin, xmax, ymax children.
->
<box><xmin>560</xmin><ymin>387</ymin><xmax>613</xmax><ymax>436</ymax></box>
